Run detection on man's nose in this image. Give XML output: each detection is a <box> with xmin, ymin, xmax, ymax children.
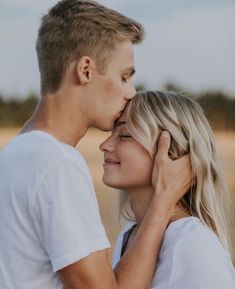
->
<box><xmin>125</xmin><ymin>82</ymin><xmax>136</xmax><ymax>101</ymax></box>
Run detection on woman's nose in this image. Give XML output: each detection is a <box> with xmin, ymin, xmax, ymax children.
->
<box><xmin>99</xmin><ymin>136</ymin><xmax>115</xmax><ymax>152</ymax></box>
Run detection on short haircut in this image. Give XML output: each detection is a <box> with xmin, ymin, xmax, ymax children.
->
<box><xmin>36</xmin><ymin>0</ymin><xmax>144</xmax><ymax>95</ymax></box>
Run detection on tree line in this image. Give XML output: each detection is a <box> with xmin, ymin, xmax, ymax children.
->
<box><xmin>0</xmin><ymin>84</ymin><xmax>235</xmax><ymax>130</ymax></box>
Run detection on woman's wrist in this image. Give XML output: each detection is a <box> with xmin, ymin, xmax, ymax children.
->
<box><xmin>142</xmin><ymin>194</ymin><xmax>174</xmax><ymax>227</ymax></box>
<box><xmin>151</xmin><ymin>190</ymin><xmax>176</xmax><ymax>212</ymax></box>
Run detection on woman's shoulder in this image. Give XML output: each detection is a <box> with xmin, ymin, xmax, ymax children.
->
<box><xmin>120</xmin><ymin>221</ymin><xmax>136</xmax><ymax>235</ymax></box>
<box><xmin>164</xmin><ymin>217</ymin><xmax>220</xmax><ymax>247</ymax></box>
<box><xmin>163</xmin><ymin>216</ymin><xmax>231</xmax><ymax>262</ymax></box>
<box><xmin>164</xmin><ymin>217</ymin><xmax>235</xmax><ymax>288</ymax></box>
<box><xmin>116</xmin><ymin>221</ymin><xmax>136</xmax><ymax>244</ymax></box>
<box><xmin>112</xmin><ymin>221</ymin><xmax>136</xmax><ymax>268</ymax></box>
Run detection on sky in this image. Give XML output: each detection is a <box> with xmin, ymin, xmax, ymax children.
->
<box><xmin>0</xmin><ymin>0</ymin><xmax>234</xmax><ymax>99</ymax></box>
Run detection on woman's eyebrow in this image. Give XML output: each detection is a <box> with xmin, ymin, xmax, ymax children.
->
<box><xmin>111</xmin><ymin>121</ymin><xmax>127</xmax><ymax>133</ymax></box>
<box><xmin>114</xmin><ymin>121</ymin><xmax>126</xmax><ymax>128</ymax></box>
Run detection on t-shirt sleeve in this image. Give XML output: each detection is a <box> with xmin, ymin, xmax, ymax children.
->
<box><xmin>167</xmin><ymin>228</ymin><xmax>235</xmax><ymax>289</ymax></box>
<box><xmin>31</xmin><ymin>159</ymin><xmax>110</xmax><ymax>272</ymax></box>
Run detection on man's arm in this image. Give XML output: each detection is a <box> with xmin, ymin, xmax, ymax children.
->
<box><xmin>58</xmin><ymin>131</ymin><xmax>192</xmax><ymax>289</ymax></box>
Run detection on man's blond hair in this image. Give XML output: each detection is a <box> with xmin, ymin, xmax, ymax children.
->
<box><xmin>36</xmin><ymin>0</ymin><xmax>144</xmax><ymax>95</ymax></box>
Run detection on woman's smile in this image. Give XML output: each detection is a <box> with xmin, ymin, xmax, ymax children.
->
<box><xmin>103</xmin><ymin>157</ymin><xmax>121</xmax><ymax>166</ymax></box>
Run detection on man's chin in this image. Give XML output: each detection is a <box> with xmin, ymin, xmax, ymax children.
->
<box><xmin>95</xmin><ymin>122</ymin><xmax>113</xmax><ymax>132</ymax></box>
<box><xmin>93</xmin><ymin>116</ymin><xmax>119</xmax><ymax>131</ymax></box>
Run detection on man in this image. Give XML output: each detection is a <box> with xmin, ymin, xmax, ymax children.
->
<box><xmin>0</xmin><ymin>1</ymin><xmax>191</xmax><ymax>288</ymax></box>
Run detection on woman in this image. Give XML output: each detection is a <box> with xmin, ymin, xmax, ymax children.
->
<box><xmin>100</xmin><ymin>91</ymin><xmax>235</xmax><ymax>288</ymax></box>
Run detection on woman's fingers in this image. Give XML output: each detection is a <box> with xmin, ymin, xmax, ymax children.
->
<box><xmin>155</xmin><ymin>131</ymin><xmax>171</xmax><ymax>163</ymax></box>
<box><xmin>151</xmin><ymin>132</ymin><xmax>192</xmax><ymax>207</ymax></box>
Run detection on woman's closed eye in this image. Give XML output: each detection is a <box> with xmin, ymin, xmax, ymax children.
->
<box><xmin>118</xmin><ymin>134</ymin><xmax>132</xmax><ymax>138</ymax></box>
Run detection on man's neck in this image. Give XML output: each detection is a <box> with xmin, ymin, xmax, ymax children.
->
<box><xmin>20</xmin><ymin>92</ymin><xmax>88</xmax><ymax>147</ymax></box>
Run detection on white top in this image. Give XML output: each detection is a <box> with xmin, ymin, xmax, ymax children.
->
<box><xmin>0</xmin><ymin>131</ymin><xmax>110</xmax><ymax>289</ymax></box>
<box><xmin>113</xmin><ymin>217</ymin><xmax>235</xmax><ymax>289</ymax></box>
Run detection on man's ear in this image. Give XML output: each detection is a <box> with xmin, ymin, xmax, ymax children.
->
<box><xmin>75</xmin><ymin>56</ymin><xmax>95</xmax><ymax>85</ymax></box>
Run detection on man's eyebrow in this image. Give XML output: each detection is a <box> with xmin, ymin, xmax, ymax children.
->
<box><xmin>122</xmin><ymin>66</ymin><xmax>135</xmax><ymax>77</ymax></box>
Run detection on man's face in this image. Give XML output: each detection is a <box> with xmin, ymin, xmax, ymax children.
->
<box><xmin>89</xmin><ymin>40</ymin><xmax>136</xmax><ymax>131</ymax></box>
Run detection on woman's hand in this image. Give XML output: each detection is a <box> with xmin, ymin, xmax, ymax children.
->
<box><xmin>151</xmin><ymin>131</ymin><xmax>192</xmax><ymax>209</ymax></box>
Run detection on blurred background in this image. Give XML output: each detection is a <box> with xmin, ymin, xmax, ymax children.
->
<box><xmin>0</xmin><ymin>0</ymin><xmax>234</xmax><ymax>261</ymax></box>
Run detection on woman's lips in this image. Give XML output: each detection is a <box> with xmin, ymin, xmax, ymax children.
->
<box><xmin>103</xmin><ymin>158</ymin><xmax>120</xmax><ymax>166</ymax></box>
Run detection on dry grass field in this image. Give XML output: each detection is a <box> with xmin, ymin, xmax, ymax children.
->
<box><xmin>1</xmin><ymin>127</ymin><xmax>235</xmax><ymax>260</ymax></box>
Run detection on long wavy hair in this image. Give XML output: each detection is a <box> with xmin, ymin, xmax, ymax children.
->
<box><xmin>120</xmin><ymin>90</ymin><xmax>233</xmax><ymax>255</ymax></box>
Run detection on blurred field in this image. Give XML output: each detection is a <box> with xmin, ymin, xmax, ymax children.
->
<box><xmin>0</xmin><ymin>127</ymin><xmax>235</xmax><ymax>260</ymax></box>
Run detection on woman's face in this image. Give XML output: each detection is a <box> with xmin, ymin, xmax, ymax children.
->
<box><xmin>99</xmin><ymin>113</ymin><xmax>153</xmax><ymax>190</ymax></box>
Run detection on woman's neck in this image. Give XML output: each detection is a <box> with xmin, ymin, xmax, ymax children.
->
<box><xmin>128</xmin><ymin>187</ymin><xmax>191</xmax><ymax>227</ymax></box>
<box><xmin>128</xmin><ymin>186</ymin><xmax>154</xmax><ymax>227</ymax></box>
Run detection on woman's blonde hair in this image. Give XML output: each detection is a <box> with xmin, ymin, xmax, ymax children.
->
<box><xmin>120</xmin><ymin>90</ymin><xmax>233</xmax><ymax>255</ymax></box>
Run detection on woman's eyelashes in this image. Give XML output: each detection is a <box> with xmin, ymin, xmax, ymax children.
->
<box><xmin>117</xmin><ymin>130</ymin><xmax>132</xmax><ymax>139</ymax></box>
<box><xmin>118</xmin><ymin>134</ymin><xmax>131</xmax><ymax>138</ymax></box>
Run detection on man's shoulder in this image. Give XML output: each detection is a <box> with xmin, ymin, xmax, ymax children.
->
<box><xmin>15</xmin><ymin>130</ymin><xmax>87</xmax><ymax>169</ymax></box>
<box><xmin>21</xmin><ymin>130</ymin><xmax>79</xmax><ymax>156</ymax></box>
<box><xmin>0</xmin><ymin>130</ymin><xmax>91</xmax><ymax>187</ymax></box>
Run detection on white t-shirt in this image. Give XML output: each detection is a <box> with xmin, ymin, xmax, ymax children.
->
<box><xmin>0</xmin><ymin>131</ymin><xmax>110</xmax><ymax>289</ymax></box>
<box><xmin>113</xmin><ymin>217</ymin><xmax>235</xmax><ymax>289</ymax></box>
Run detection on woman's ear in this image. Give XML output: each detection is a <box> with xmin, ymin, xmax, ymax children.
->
<box><xmin>75</xmin><ymin>56</ymin><xmax>95</xmax><ymax>85</ymax></box>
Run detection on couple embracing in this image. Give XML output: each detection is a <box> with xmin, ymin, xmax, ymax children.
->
<box><xmin>0</xmin><ymin>1</ymin><xmax>234</xmax><ymax>289</ymax></box>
